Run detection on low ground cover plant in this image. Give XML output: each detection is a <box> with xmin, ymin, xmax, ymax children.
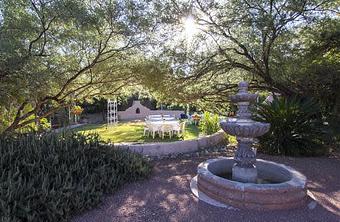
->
<box><xmin>0</xmin><ymin>132</ymin><xmax>151</xmax><ymax>222</ymax></box>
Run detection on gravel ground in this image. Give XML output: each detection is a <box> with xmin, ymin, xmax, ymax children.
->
<box><xmin>72</xmin><ymin>148</ymin><xmax>340</xmax><ymax>222</ymax></box>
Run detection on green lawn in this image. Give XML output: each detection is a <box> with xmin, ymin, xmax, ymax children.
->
<box><xmin>72</xmin><ymin>121</ymin><xmax>200</xmax><ymax>143</ymax></box>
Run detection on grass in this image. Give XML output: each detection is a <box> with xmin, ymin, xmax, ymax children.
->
<box><xmin>72</xmin><ymin>121</ymin><xmax>200</xmax><ymax>143</ymax></box>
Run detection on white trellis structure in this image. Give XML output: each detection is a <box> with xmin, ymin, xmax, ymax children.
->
<box><xmin>107</xmin><ymin>99</ymin><xmax>118</xmax><ymax>126</ymax></box>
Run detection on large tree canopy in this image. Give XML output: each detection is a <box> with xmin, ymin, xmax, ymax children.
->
<box><xmin>145</xmin><ymin>0</ymin><xmax>339</xmax><ymax>113</ymax></box>
<box><xmin>0</xmin><ymin>0</ymin><xmax>154</xmax><ymax>133</ymax></box>
<box><xmin>0</xmin><ymin>0</ymin><xmax>339</xmax><ymax>133</ymax></box>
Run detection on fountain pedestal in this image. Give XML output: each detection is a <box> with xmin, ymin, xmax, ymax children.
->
<box><xmin>232</xmin><ymin>137</ymin><xmax>257</xmax><ymax>183</ymax></box>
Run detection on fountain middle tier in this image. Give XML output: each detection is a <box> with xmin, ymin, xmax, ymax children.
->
<box><xmin>220</xmin><ymin>118</ymin><xmax>270</xmax><ymax>138</ymax></box>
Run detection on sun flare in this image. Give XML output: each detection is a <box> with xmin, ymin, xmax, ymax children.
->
<box><xmin>183</xmin><ymin>16</ymin><xmax>198</xmax><ymax>40</ymax></box>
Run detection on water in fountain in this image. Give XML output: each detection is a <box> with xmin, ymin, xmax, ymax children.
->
<box><xmin>216</xmin><ymin>171</ymin><xmax>280</xmax><ymax>184</ymax></box>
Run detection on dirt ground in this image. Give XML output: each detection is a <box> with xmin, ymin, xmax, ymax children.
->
<box><xmin>73</xmin><ymin>149</ymin><xmax>340</xmax><ymax>222</ymax></box>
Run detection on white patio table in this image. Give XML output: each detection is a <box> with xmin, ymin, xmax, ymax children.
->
<box><xmin>147</xmin><ymin>120</ymin><xmax>179</xmax><ymax>129</ymax></box>
<box><xmin>147</xmin><ymin>116</ymin><xmax>176</xmax><ymax>121</ymax></box>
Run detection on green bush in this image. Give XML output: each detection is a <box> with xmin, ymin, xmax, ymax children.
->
<box><xmin>200</xmin><ymin>112</ymin><xmax>220</xmax><ymax>135</ymax></box>
<box><xmin>255</xmin><ymin>96</ymin><xmax>329</xmax><ymax>156</ymax></box>
<box><xmin>0</xmin><ymin>133</ymin><xmax>151</xmax><ymax>222</ymax></box>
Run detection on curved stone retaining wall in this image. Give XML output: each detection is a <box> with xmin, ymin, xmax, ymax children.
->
<box><xmin>115</xmin><ymin>131</ymin><xmax>226</xmax><ymax>157</ymax></box>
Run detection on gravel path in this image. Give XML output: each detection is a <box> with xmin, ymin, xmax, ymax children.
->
<box><xmin>73</xmin><ymin>149</ymin><xmax>340</xmax><ymax>222</ymax></box>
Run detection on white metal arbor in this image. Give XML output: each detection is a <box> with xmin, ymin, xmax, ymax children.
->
<box><xmin>107</xmin><ymin>99</ymin><xmax>118</xmax><ymax>126</ymax></box>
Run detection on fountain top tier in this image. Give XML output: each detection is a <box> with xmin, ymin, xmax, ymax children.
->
<box><xmin>221</xmin><ymin>81</ymin><xmax>270</xmax><ymax>138</ymax></box>
<box><xmin>230</xmin><ymin>81</ymin><xmax>258</xmax><ymax>104</ymax></box>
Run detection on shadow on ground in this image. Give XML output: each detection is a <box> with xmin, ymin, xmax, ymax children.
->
<box><xmin>72</xmin><ymin>149</ymin><xmax>340</xmax><ymax>222</ymax></box>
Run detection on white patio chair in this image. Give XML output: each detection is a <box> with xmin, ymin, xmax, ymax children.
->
<box><xmin>173</xmin><ymin>121</ymin><xmax>185</xmax><ymax>136</ymax></box>
<box><xmin>149</xmin><ymin>124</ymin><xmax>160</xmax><ymax>139</ymax></box>
<box><xmin>143</xmin><ymin>122</ymin><xmax>150</xmax><ymax>136</ymax></box>
<box><xmin>161</xmin><ymin>124</ymin><xmax>173</xmax><ymax>139</ymax></box>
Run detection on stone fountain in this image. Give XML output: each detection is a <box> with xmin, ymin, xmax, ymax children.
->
<box><xmin>222</xmin><ymin>81</ymin><xmax>270</xmax><ymax>183</ymax></box>
<box><xmin>190</xmin><ymin>81</ymin><xmax>308</xmax><ymax>210</ymax></box>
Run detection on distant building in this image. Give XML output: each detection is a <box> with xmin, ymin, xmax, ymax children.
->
<box><xmin>117</xmin><ymin>100</ymin><xmax>184</xmax><ymax>120</ymax></box>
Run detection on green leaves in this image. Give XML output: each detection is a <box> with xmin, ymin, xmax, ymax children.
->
<box><xmin>255</xmin><ymin>96</ymin><xmax>329</xmax><ymax>156</ymax></box>
<box><xmin>199</xmin><ymin>112</ymin><xmax>220</xmax><ymax>135</ymax></box>
<box><xmin>0</xmin><ymin>0</ymin><xmax>156</xmax><ymax>132</ymax></box>
<box><xmin>0</xmin><ymin>132</ymin><xmax>151</xmax><ymax>221</ymax></box>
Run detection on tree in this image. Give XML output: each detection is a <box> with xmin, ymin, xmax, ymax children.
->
<box><xmin>150</xmin><ymin>0</ymin><xmax>339</xmax><ymax>101</ymax></box>
<box><xmin>0</xmin><ymin>0</ymin><xmax>154</xmax><ymax>133</ymax></box>
<box><xmin>294</xmin><ymin>19</ymin><xmax>340</xmax><ymax>114</ymax></box>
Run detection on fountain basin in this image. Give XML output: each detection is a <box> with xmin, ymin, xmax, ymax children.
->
<box><xmin>195</xmin><ymin>157</ymin><xmax>307</xmax><ymax>210</ymax></box>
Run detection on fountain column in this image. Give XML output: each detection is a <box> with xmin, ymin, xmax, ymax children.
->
<box><xmin>234</xmin><ymin>82</ymin><xmax>256</xmax><ymax>182</ymax></box>
<box><xmin>223</xmin><ymin>81</ymin><xmax>270</xmax><ymax>183</ymax></box>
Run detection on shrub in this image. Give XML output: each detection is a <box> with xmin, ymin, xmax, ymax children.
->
<box><xmin>23</xmin><ymin>117</ymin><xmax>51</xmax><ymax>133</ymax></box>
<box><xmin>324</xmin><ymin>114</ymin><xmax>340</xmax><ymax>152</ymax></box>
<box><xmin>71</xmin><ymin>105</ymin><xmax>84</xmax><ymax>116</ymax></box>
<box><xmin>0</xmin><ymin>133</ymin><xmax>151</xmax><ymax>222</ymax></box>
<box><xmin>200</xmin><ymin>112</ymin><xmax>220</xmax><ymax>135</ymax></box>
<box><xmin>255</xmin><ymin>96</ymin><xmax>329</xmax><ymax>156</ymax></box>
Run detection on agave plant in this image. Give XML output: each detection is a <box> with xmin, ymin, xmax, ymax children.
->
<box><xmin>255</xmin><ymin>96</ymin><xmax>328</xmax><ymax>156</ymax></box>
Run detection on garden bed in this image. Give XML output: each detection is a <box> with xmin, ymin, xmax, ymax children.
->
<box><xmin>0</xmin><ymin>133</ymin><xmax>151</xmax><ymax>222</ymax></box>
